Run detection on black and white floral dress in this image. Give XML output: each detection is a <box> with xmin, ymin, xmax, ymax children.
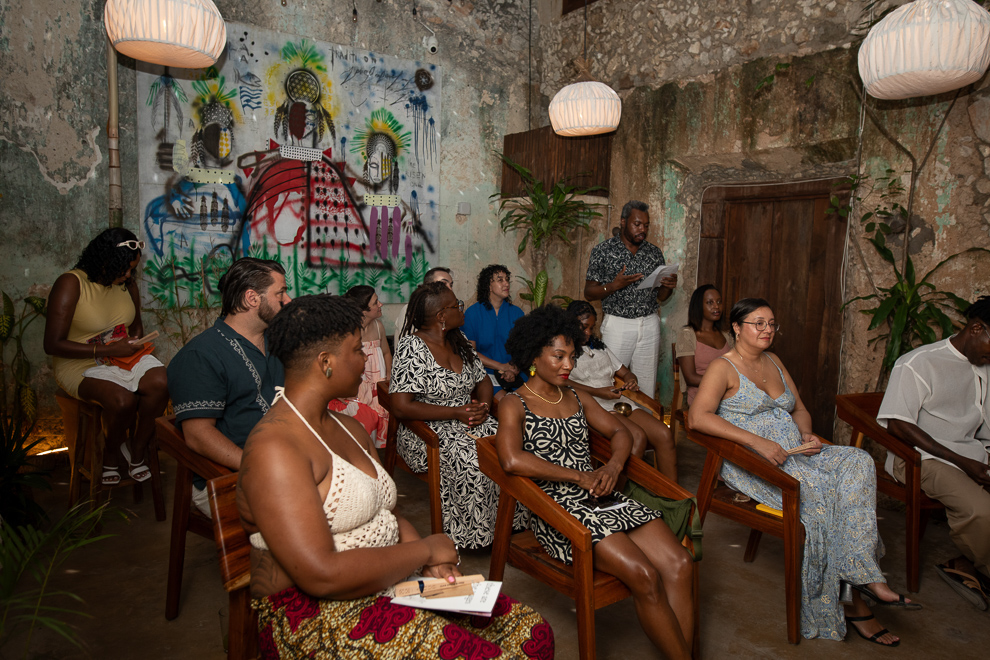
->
<box><xmin>391</xmin><ymin>334</ymin><xmax>525</xmax><ymax>548</ymax></box>
<box><xmin>515</xmin><ymin>388</ymin><xmax>662</xmax><ymax>565</ymax></box>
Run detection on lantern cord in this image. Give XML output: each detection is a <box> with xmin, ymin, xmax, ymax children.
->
<box><xmin>583</xmin><ymin>0</ymin><xmax>588</xmax><ymax>62</ymax></box>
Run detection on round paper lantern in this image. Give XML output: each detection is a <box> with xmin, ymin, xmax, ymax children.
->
<box><xmin>104</xmin><ymin>0</ymin><xmax>227</xmax><ymax>69</ymax></box>
<box><xmin>858</xmin><ymin>0</ymin><xmax>990</xmax><ymax>100</ymax></box>
<box><xmin>549</xmin><ymin>81</ymin><xmax>622</xmax><ymax>137</ymax></box>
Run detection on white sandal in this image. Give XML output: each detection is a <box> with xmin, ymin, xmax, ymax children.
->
<box><xmin>102</xmin><ymin>466</ymin><xmax>121</xmax><ymax>486</ymax></box>
<box><xmin>120</xmin><ymin>444</ymin><xmax>152</xmax><ymax>483</ymax></box>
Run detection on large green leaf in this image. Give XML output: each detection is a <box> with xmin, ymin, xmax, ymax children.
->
<box><xmin>0</xmin><ymin>314</ymin><xmax>12</xmax><ymax>342</ymax></box>
<box><xmin>2</xmin><ymin>291</ymin><xmax>14</xmax><ymax>317</ymax></box>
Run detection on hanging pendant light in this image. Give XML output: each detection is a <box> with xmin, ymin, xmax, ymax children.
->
<box><xmin>858</xmin><ymin>0</ymin><xmax>990</xmax><ymax>100</ymax></box>
<box><xmin>104</xmin><ymin>0</ymin><xmax>227</xmax><ymax>69</ymax></box>
<box><xmin>549</xmin><ymin>0</ymin><xmax>621</xmax><ymax>136</ymax></box>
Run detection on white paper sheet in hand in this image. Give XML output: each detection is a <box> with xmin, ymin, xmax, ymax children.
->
<box><xmin>636</xmin><ymin>263</ymin><xmax>679</xmax><ymax>290</ymax></box>
<box><xmin>390</xmin><ymin>581</ymin><xmax>503</xmax><ymax>616</ymax></box>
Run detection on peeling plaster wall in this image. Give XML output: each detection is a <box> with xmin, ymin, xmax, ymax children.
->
<box><xmin>0</xmin><ymin>0</ymin><xmax>540</xmax><ymax>413</ymax></box>
<box><xmin>541</xmin><ymin>2</ymin><xmax>988</xmax><ymax>428</ymax></box>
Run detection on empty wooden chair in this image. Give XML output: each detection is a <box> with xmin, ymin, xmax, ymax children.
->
<box><xmin>479</xmin><ymin>432</ymin><xmax>701</xmax><ymax>660</ymax></box>
<box><xmin>207</xmin><ymin>473</ymin><xmax>258</xmax><ymax>660</ymax></box>
<box><xmin>685</xmin><ymin>420</ymin><xmax>805</xmax><ymax>644</ymax></box>
<box><xmin>376</xmin><ymin>381</ymin><xmax>443</xmax><ymax>534</ymax></box>
<box><xmin>835</xmin><ymin>392</ymin><xmax>945</xmax><ymax>593</ymax></box>
<box><xmin>156</xmin><ymin>415</ymin><xmax>232</xmax><ymax>620</ymax></box>
<box><xmin>56</xmin><ymin>389</ymin><xmax>165</xmax><ymax>520</ymax></box>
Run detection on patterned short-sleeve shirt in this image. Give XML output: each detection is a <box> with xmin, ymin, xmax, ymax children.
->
<box><xmin>167</xmin><ymin>318</ymin><xmax>284</xmax><ymax>488</ymax></box>
<box><xmin>585</xmin><ymin>236</ymin><xmax>666</xmax><ymax>318</ymax></box>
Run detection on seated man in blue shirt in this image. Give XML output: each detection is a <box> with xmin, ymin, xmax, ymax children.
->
<box><xmin>462</xmin><ymin>264</ymin><xmax>526</xmax><ymax>397</ymax></box>
<box><xmin>167</xmin><ymin>257</ymin><xmax>290</xmax><ymax>515</ymax></box>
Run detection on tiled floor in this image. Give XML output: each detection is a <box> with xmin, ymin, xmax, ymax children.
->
<box><xmin>8</xmin><ymin>433</ymin><xmax>989</xmax><ymax>658</ymax></box>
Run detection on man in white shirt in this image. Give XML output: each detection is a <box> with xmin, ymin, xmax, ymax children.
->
<box><xmin>877</xmin><ymin>296</ymin><xmax>990</xmax><ymax>609</ymax></box>
<box><xmin>393</xmin><ymin>267</ymin><xmax>453</xmax><ymax>346</ymax></box>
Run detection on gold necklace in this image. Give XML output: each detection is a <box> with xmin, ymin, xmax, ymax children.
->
<box><xmin>524</xmin><ymin>382</ymin><xmax>563</xmax><ymax>405</ymax></box>
<box><xmin>748</xmin><ymin>353</ymin><xmax>767</xmax><ymax>383</ymax></box>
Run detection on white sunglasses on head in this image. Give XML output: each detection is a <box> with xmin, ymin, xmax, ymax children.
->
<box><xmin>117</xmin><ymin>240</ymin><xmax>146</xmax><ymax>250</ymax></box>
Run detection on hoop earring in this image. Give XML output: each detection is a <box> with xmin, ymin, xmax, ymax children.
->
<box><xmin>528</xmin><ymin>364</ymin><xmax>536</xmax><ymax>376</ymax></box>
<box><xmin>325</xmin><ymin>366</ymin><xmax>333</xmax><ymax>379</ymax></box>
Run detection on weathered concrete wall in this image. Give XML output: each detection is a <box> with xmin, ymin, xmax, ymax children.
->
<box><xmin>1</xmin><ymin>0</ymin><xmax>540</xmax><ymax>412</ymax></box>
<box><xmin>539</xmin><ymin>0</ymin><xmax>988</xmax><ymax>424</ymax></box>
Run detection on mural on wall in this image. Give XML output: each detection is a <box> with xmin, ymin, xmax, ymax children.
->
<box><xmin>136</xmin><ymin>22</ymin><xmax>441</xmax><ymax>309</ymax></box>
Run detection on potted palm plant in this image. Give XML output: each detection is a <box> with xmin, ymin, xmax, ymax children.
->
<box><xmin>491</xmin><ymin>153</ymin><xmax>605</xmax><ymax>308</ymax></box>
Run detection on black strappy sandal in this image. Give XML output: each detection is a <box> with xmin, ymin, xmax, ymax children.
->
<box><xmin>845</xmin><ymin>615</ymin><xmax>900</xmax><ymax>647</ymax></box>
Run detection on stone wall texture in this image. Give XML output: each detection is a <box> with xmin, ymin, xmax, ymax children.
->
<box><xmin>3</xmin><ymin>0</ymin><xmax>988</xmax><ymax>426</ymax></box>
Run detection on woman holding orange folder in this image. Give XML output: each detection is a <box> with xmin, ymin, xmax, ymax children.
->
<box><xmin>689</xmin><ymin>297</ymin><xmax>919</xmax><ymax>646</ymax></box>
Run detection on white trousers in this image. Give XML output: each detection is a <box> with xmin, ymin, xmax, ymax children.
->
<box><xmin>601</xmin><ymin>313</ymin><xmax>661</xmax><ymax>399</ymax></box>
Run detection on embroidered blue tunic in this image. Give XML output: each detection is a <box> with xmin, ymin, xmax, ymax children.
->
<box><xmin>167</xmin><ymin>318</ymin><xmax>284</xmax><ymax>488</ymax></box>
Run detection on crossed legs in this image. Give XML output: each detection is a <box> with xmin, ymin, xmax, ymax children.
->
<box><xmin>594</xmin><ymin>519</ymin><xmax>693</xmax><ymax>659</ymax></box>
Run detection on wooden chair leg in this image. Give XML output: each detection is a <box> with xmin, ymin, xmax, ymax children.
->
<box><xmin>691</xmin><ymin>561</ymin><xmax>701</xmax><ymax>660</ymax></box>
<box><xmin>783</xmin><ymin>526</ymin><xmax>802</xmax><ymax>645</ymax></box>
<box><xmin>426</xmin><ymin>443</ymin><xmax>443</xmax><ymax>535</ymax></box>
<box><xmin>488</xmin><ymin>491</ymin><xmax>516</xmax><ymax>582</ymax></box>
<box><xmin>573</xmin><ymin>549</ymin><xmax>597</xmax><ymax>660</ymax></box>
<box><xmin>166</xmin><ymin>465</ymin><xmax>194</xmax><ymax>620</ymax></box>
<box><xmin>87</xmin><ymin>409</ymin><xmax>104</xmax><ymax>510</ymax></box>
<box><xmin>227</xmin><ymin>589</ymin><xmax>257</xmax><ymax>660</ymax></box>
<box><xmin>147</xmin><ymin>441</ymin><xmax>167</xmax><ymax>522</ymax></box>
<box><xmin>743</xmin><ymin>529</ymin><xmax>762</xmax><ymax>563</ymax></box>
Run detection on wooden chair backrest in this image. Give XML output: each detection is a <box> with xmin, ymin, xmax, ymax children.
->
<box><xmin>156</xmin><ymin>416</ymin><xmax>233</xmax><ymax>481</ymax></box>
<box><xmin>207</xmin><ymin>473</ymin><xmax>251</xmax><ymax>593</ymax></box>
<box><xmin>835</xmin><ymin>392</ymin><xmax>922</xmax><ymax>464</ymax></box>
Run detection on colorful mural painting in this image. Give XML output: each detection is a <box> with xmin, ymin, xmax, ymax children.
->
<box><xmin>136</xmin><ymin>22</ymin><xmax>441</xmax><ymax>309</ymax></box>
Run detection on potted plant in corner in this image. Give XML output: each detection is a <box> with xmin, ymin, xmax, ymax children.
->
<box><xmin>491</xmin><ymin>153</ymin><xmax>605</xmax><ymax>308</ymax></box>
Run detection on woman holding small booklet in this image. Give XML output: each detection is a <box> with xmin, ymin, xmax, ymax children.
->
<box><xmin>689</xmin><ymin>297</ymin><xmax>920</xmax><ymax>646</ymax></box>
<box><xmin>45</xmin><ymin>228</ymin><xmax>167</xmax><ymax>485</ymax></box>
<box><xmin>237</xmin><ymin>294</ymin><xmax>552</xmax><ymax>659</ymax></box>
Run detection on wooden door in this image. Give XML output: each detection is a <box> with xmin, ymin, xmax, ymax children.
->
<box><xmin>699</xmin><ymin>181</ymin><xmax>848</xmax><ymax>438</ymax></box>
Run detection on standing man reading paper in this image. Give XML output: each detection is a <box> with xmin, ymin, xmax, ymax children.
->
<box><xmin>584</xmin><ymin>200</ymin><xmax>677</xmax><ymax>398</ymax></box>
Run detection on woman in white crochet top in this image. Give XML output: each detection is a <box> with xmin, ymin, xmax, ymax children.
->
<box><xmin>237</xmin><ymin>294</ymin><xmax>553</xmax><ymax>659</ymax></box>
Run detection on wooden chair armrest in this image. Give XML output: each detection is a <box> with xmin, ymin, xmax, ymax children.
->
<box><xmin>155</xmin><ymin>416</ymin><xmax>234</xmax><ymax>480</ymax></box>
<box><xmin>686</xmin><ymin>426</ymin><xmax>800</xmax><ymax>495</ymax></box>
<box><xmin>588</xmin><ymin>431</ymin><xmax>693</xmax><ymax>501</ymax></box>
<box><xmin>476</xmin><ymin>436</ymin><xmax>593</xmax><ymax>552</ymax></box>
<box><xmin>376</xmin><ymin>382</ymin><xmax>440</xmax><ymax>449</ymax></box>
<box><xmin>835</xmin><ymin>393</ymin><xmax>921</xmax><ymax>464</ymax></box>
<box><xmin>614</xmin><ymin>377</ymin><xmax>663</xmax><ymax>419</ymax></box>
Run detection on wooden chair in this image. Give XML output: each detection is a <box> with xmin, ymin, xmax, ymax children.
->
<box><xmin>671</xmin><ymin>342</ymin><xmax>684</xmax><ymax>441</ymax></box>
<box><xmin>55</xmin><ymin>389</ymin><xmax>166</xmax><ymax>520</ymax></box>
<box><xmin>685</xmin><ymin>420</ymin><xmax>805</xmax><ymax>644</ymax></box>
<box><xmin>376</xmin><ymin>381</ymin><xmax>443</xmax><ymax>534</ymax></box>
<box><xmin>479</xmin><ymin>432</ymin><xmax>701</xmax><ymax>660</ymax></box>
<box><xmin>207</xmin><ymin>473</ymin><xmax>258</xmax><ymax>660</ymax></box>
<box><xmin>156</xmin><ymin>415</ymin><xmax>233</xmax><ymax>620</ymax></box>
<box><xmin>835</xmin><ymin>392</ymin><xmax>945</xmax><ymax>593</ymax></box>
<box><xmin>613</xmin><ymin>376</ymin><xmax>664</xmax><ymax>421</ymax></box>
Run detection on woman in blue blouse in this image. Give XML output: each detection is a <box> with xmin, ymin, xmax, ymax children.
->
<box><xmin>462</xmin><ymin>264</ymin><xmax>526</xmax><ymax>397</ymax></box>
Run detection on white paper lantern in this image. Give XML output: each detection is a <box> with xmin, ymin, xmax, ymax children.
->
<box><xmin>549</xmin><ymin>81</ymin><xmax>622</xmax><ymax>137</ymax></box>
<box><xmin>859</xmin><ymin>0</ymin><xmax>990</xmax><ymax>100</ymax></box>
<box><xmin>104</xmin><ymin>0</ymin><xmax>227</xmax><ymax>69</ymax></box>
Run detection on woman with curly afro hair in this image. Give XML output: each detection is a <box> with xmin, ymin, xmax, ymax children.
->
<box><xmin>498</xmin><ymin>305</ymin><xmax>694</xmax><ymax>658</ymax></box>
<box><xmin>462</xmin><ymin>264</ymin><xmax>526</xmax><ymax>396</ymax></box>
<box><xmin>44</xmin><ymin>228</ymin><xmax>168</xmax><ymax>486</ymax></box>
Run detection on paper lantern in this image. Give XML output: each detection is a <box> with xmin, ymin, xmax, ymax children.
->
<box><xmin>859</xmin><ymin>0</ymin><xmax>990</xmax><ymax>100</ymax></box>
<box><xmin>104</xmin><ymin>0</ymin><xmax>227</xmax><ymax>69</ymax></box>
<box><xmin>549</xmin><ymin>81</ymin><xmax>622</xmax><ymax>137</ymax></box>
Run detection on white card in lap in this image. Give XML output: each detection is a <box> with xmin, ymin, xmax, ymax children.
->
<box><xmin>390</xmin><ymin>581</ymin><xmax>503</xmax><ymax>616</ymax></box>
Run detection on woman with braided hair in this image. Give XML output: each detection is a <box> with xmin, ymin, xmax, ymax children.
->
<box><xmin>389</xmin><ymin>281</ymin><xmax>526</xmax><ymax>549</ymax></box>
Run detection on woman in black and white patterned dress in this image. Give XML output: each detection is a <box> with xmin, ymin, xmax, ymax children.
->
<box><xmin>497</xmin><ymin>305</ymin><xmax>695</xmax><ymax>660</ymax></box>
<box><xmin>390</xmin><ymin>281</ymin><xmax>525</xmax><ymax>549</ymax></box>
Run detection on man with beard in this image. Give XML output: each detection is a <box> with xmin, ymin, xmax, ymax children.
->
<box><xmin>167</xmin><ymin>257</ymin><xmax>291</xmax><ymax>515</ymax></box>
<box><xmin>584</xmin><ymin>201</ymin><xmax>677</xmax><ymax>399</ymax></box>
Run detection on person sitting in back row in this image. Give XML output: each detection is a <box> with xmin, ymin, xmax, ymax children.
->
<box><xmin>393</xmin><ymin>266</ymin><xmax>454</xmax><ymax>346</ymax></box>
<box><xmin>462</xmin><ymin>264</ymin><xmax>526</xmax><ymax>398</ymax></box>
